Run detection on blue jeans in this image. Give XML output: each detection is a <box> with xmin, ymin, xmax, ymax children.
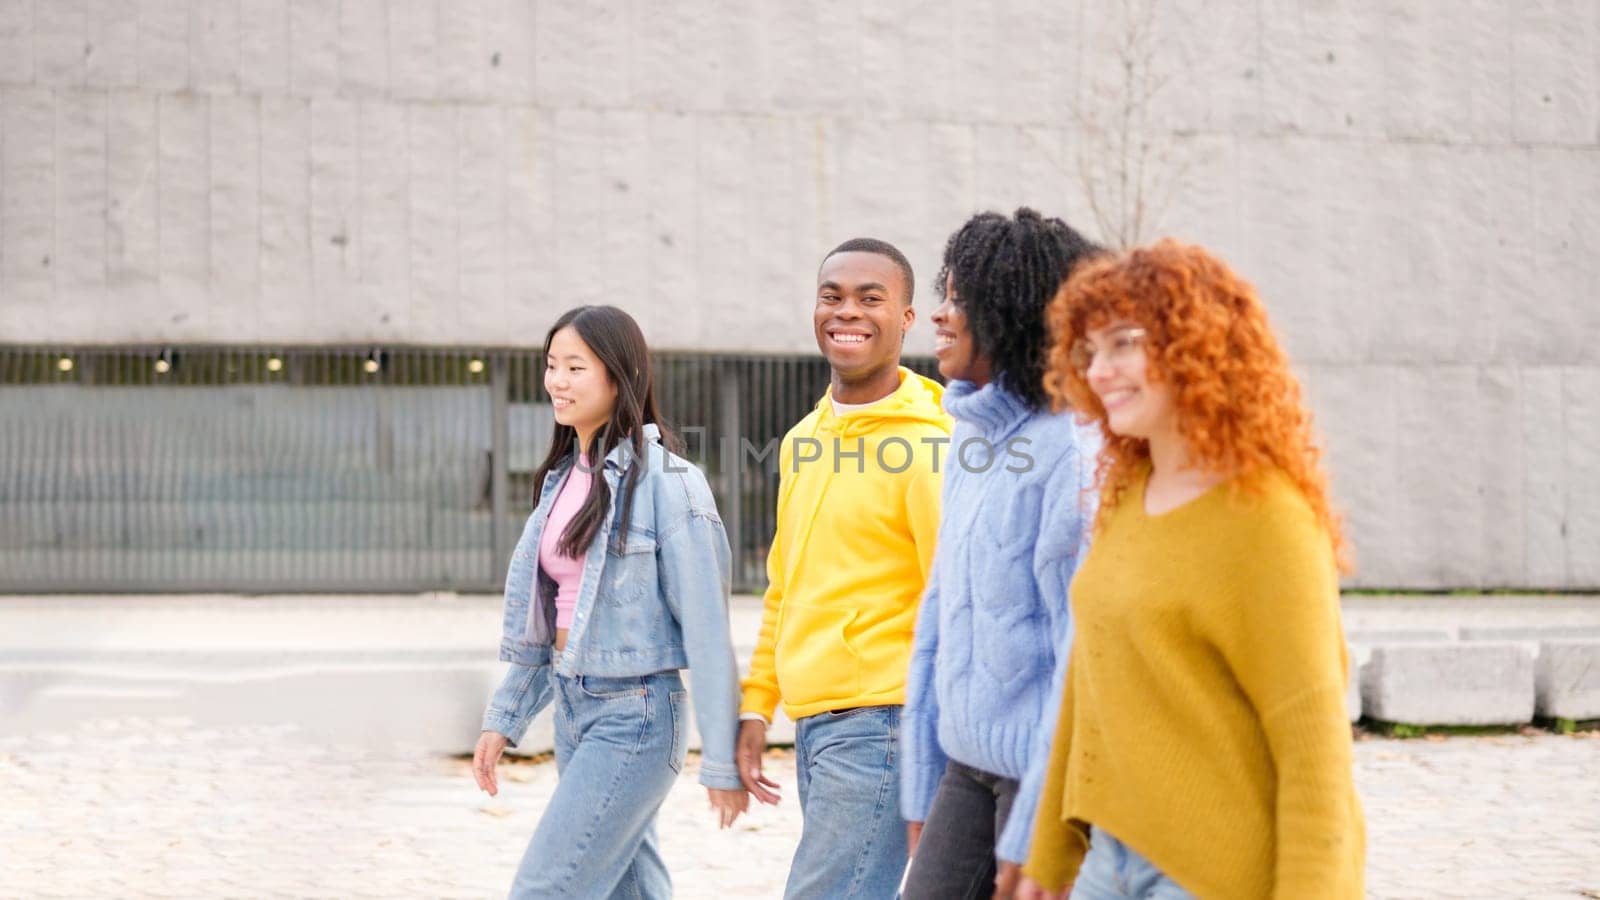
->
<box><xmin>784</xmin><ymin>705</ymin><xmax>908</xmax><ymax>899</ymax></box>
<box><xmin>1069</xmin><ymin>827</ymin><xmax>1195</xmax><ymax>900</ymax></box>
<box><xmin>509</xmin><ymin>671</ymin><xmax>688</xmax><ymax>899</ymax></box>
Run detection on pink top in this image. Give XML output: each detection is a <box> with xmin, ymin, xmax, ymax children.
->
<box><xmin>538</xmin><ymin>457</ymin><xmax>594</xmax><ymax>630</ymax></box>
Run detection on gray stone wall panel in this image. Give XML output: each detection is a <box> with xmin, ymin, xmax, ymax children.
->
<box><xmin>288</xmin><ymin>0</ymin><xmax>340</xmax><ymax>97</ymax></box>
<box><xmin>1528</xmin><ymin>148</ymin><xmax>1600</xmax><ymax>366</ymax></box>
<box><xmin>191</xmin><ymin>1</ymin><xmax>242</xmax><ymax>94</ymax></box>
<box><xmin>1376</xmin><ymin>3</ymin><xmax>1513</xmax><ymax>143</ymax></box>
<box><xmin>259</xmin><ymin>96</ymin><xmax>311</xmax><ymax>290</ymax></box>
<box><xmin>240</xmin><ymin>0</ymin><xmax>290</xmax><ymax>93</ymax></box>
<box><xmin>457</xmin><ymin>106</ymin><xmax>507</xmax><ymax>339</ymax></box>
<box><xmin>1510</xmin><ymin>0</ymin><xmax>1599</xmax><ymax>145</ymax></box>
<box><xmin>1299</xmin><ymin>364</ymin><xmax>1402</xmax><ymax>587</ymax></box>
<box><xmin>406</xmin><ymin>105</ymin><xmax>459</xmax><ymax>343</ymax></box>
<box><xmin>306</xmin><ymin>97</ymin><xmax>354</xmax><ymax>302</ymax></box>
<box><xmin>85</xmin><ymin>0</ymin><xmax>142</xmax><ymax>89</ymax></box>
<box><xmin>34</xmin><ymin>0</ymin><xmax>87</xmax><ymax>88</ymax></box>
<box><xmin>156</xmin><ymin>93</ymin><xmax>209</xmax><ymax>339</ymax></box>
<box><xmin>388</xmin><ymin>0</ymin><xmax>438</xmax><ymax>102</ymax></box>
<box><xmin>138</xmin><ymin>0</ymin><xmax>190</xmax><ymax>91</ymax></box>
<box><xmin>1259</xmin><ymin>0</ymin><xmax>1389</xmax><ymax>140</ymax></box>
<box><xmin>2</xmin><ymin>88</ymin><xmax>55</xmax><ymax>290</ymax></box>
<box><xmin>1563</xmin><ymin>367</ymin><xmax>1600</xmax><ymax>586</ymax></box>
<box><xmin>639</xmin><ymin>111</ymin><xmax>699</xmax><ymax>353</ymax></box>
<box><xmin>0</xmin><ymin>1</ymin><xmax>1594</xmax><ymax>587</ymax></box>
<box><xmin>0</xmin><ymin>0</ymin><xmax>34</xmax><ymax>86</ymax></box>
<box><xmin>481</xmin><ymin>0</ymin><xmax>537</xmax><ymax>102</ymax></box>
<box><xmin>634</xmin><ymin>0</ymin><xmax>750</xmax><ymax>115</ymax></box>
<box><xmin>502</xmin><ymin>107</ymin><xmax>554</xmax><ymax>334</ymax></box>
<box><xmin>1475</xmin><ymin>366</ymin><xmax>1528</xmax><ymax>588</ymax></box>
<box><xmin>1395</xmin><ymin>366</ymin><xmax>1486</xmax><ymax>587</ymax></box>
<box><xmin>105</xmin><ymin>89</ymin><xmax>159</xmax><ymax>317</ymax></box>
<box><xmin>54</xmin><ymin>90</ymin><xmax>107</xmax><ymax>303</ymax></box>
<box><xmin>767</xmin><ymin>1</ymin><xmax>861</xmax><ymax>117</ymax></box>
<box><xmin>339</xmin><ymin>0</ymin><xmax>389</xmax><ymax>97</ymax></box>
<box><xmin>209</xmin><ymin>95</ymin><xmax>262</xmax><ymax>339</ymax></box>
<box><xmin>1521</xmin><ymin>367</ymin><xmax>1570</xmax><ymax>587</ymax></box>
<box><xmin>534</xmin><ymin>0</ymin><xmax>629</xmax><ymax>110</ymax></box>
<box><xmin>436</xmin><ymin>0</ymin><xmax>488</xmax><ymax>103</ymax></box>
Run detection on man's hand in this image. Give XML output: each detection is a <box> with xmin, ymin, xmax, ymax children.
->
<box><xmin>707</xmin><ymin>787</ymin><xmax>749</xmax><ymax>829</ymax></box>
<box><xmin>906</xmin><ymin>821</ymin><xmax>924</xmax><ymax>857</ymax></box>
<box><xmin>473</xmin><ymin>730</ymin><xmax>509</xmax><ymax>797</ymax></box>
<box><xmin>736</xmin><ymin>718</ymin><xmax>782</xmax><ymax>805</ymax></box>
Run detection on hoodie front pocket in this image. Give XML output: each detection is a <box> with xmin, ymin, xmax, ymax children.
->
<box><xmin>776</xmin><ymin>602</ymin><xmax>863</xmax><ymax>706</ymax></box>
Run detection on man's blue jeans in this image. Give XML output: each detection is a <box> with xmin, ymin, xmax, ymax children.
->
<box><xmin>1069</xmin><ymin>827</ymin><xmax>1196</xmax><ymax>899</ymax></box>
<box><xmin>509</xmin><ymin>671</ymin><xmax>687</xmax><ymax>899</ymax></box>
<box><xmin>784</xmin><ymin>705</ymin><xmax>909</xmax><ymax>899</ymax></box>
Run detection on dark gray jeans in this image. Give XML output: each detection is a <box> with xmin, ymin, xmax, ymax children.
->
<box><xmin>902</xmin><ymin>760</ymin><xmax>1020</xmax><ymax>899</ymax></box>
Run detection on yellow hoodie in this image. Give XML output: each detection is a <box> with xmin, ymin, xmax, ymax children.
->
<box><xmin>741</xmin><ymin>367</ymin><xmax>953</xmax><ymax>721</ymax></box>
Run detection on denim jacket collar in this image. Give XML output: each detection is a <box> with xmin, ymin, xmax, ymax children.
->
<box><xmin>602</xmin><ymin>423</ymin><xmax>661</xmax><ymax>474</ymax></box>
<box><xmin>551</xmin><ymin>424</ymin><xmax>662</xmax><ymax>482</ymax></box>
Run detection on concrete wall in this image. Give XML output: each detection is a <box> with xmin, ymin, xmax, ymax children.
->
<box><xmin>0</xmin><ymin>1</ymin><xmax>1595</xmax><ymax>588</ymax></box>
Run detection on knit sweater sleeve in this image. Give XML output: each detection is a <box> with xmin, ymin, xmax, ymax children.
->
<box><xmin>900</xmin><ymin>565</ymin><xmax>948</xmax><ymax>823</ymax></box>
<box><xmin>996</xmin><ymin>435</ymin><xmax>1095</xmax><ymax>864</ymax></box>
<box><xmin>1022</xmin><ymin>653</ymin><xmax>1090</xmax><ymax>891</ymax></box>
<box><xmin>1206</xmin><ymin>485</ymin><xmax>1362</xmax><ymax>898</ymax></box>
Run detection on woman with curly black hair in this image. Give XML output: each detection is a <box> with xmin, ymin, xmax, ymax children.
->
<box><xmin>900</xmin><ymin>208</ymin><xmax>1102</xmax><ymax>898</ymax></box>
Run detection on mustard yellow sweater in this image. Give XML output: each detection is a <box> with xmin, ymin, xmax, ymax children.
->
<box><xmin>1024</xmin><ymin>466</ymin><xmax>1365</xmax><ymax>898</ymax></box>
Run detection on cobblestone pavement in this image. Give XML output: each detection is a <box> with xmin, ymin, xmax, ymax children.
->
<box><xmin>1</xmin><ymin>720</ymin><xmax>1596</xmax><ymax>898</ymax></box>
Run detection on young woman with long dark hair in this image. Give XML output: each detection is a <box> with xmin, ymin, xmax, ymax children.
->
<box><xmin>472</xmin><ymin>305</ymin><xmax>747</xmax><ymax>899</ymax></box>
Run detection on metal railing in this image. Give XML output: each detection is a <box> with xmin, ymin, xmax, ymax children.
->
<box><xmin>0</xmin><ymin>346</ymin><xmax>938</xmax><ymax>594</ymax></box>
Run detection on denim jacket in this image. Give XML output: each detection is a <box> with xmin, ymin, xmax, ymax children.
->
<box><xmin>481</xmin><ymin>424</ymin><xmax>742</xmax><ymax>790</ymax></box>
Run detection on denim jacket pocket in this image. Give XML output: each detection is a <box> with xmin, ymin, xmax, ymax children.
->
<box><xmin>601</xmin><ymin>528</ymin><xmax>658</xmax><ymax>608</ymax></box>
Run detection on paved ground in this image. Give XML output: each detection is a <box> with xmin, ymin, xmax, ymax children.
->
<box><xmin>1</xmin><ymin>719</ymin><xmax>1597</xmax><ymax>899</ymax></box>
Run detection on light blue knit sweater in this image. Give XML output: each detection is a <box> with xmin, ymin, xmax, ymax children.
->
<box><xmin>901</xmin><ymin>379</ymin><xmax>1098</xmax><ymax>864</ymax></box>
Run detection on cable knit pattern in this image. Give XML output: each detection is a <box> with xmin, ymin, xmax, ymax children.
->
<box><xmin>900</xmin><ymin>379</ymin><xmax>1098</xmax><ymax>864</ymax></box>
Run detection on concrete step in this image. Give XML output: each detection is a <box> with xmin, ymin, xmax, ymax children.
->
<box><xmin>1359</xmin><ymin>643</ymin><xmax>1536</xmax><ymax>726</ymax></box>
<box><xmin>1535</xmin><ymin>640</ymin><xmax>1600</xmax><ymax>720</ymax></box>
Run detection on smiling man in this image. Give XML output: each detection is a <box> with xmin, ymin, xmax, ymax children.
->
<box><xmin>737</xmin><ymin>238</ymin><xmax>953</xmax><ymax>898</ymax></box>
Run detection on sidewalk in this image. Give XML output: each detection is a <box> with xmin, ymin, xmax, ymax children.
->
<box><xmin>2</xmin><ymin>593</ymin><xmax>1598</xmax><ymax>897</ymax></box>
<box><xmin>2</xmin><ymin>593</ymin><xmax>1598</xmax><ymax>752</ymax></box>
<box><xmin>2</xmin><ymin>717</ymin><xmax>1596</xmax><ymax>897</ymax></box>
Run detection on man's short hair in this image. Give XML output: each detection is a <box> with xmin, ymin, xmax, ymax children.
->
<box><xmin>822</xmin><ymin>238</ymin><xmax>916</xmax><ymax>305</ymax></box>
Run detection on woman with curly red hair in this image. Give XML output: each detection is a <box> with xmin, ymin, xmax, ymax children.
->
<box><xmin>1013</xmin><ymin>240</ymin><xmax>1365</xmax><ymax>899</ymax></box>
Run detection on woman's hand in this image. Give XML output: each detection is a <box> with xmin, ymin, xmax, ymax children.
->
<box><xmin>1006</xmin><ymin>874</ymin><xmax>1069</xmax><ymax>900</ymax></box>
<box><xmin>707</xmin><ymin>787</ymin><xmax>749</xmax><ymax>828</ymax></box>
<box><xmin>992</xmin><ymin>861</ymin><xmax>1020</xmax><ymax>897</ymax></box>
<box><xmin>473</xmin><ymin>731</ymin><xmax>509</xmax><ymax>796</ymax></box>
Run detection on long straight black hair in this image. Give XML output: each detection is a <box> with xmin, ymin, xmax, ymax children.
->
<box><xmin>531</xmin><ymin>305</ymin><xmax>679</xmax><ymax>558</ymax></box>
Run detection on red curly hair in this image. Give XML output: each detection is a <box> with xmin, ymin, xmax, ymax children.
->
<box><xmin>1043</xmin><ymin>239</ymin><xmax>1350</xmax><ymax>571</ymax></box>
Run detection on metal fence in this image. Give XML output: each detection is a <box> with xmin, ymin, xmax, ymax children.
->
<box><xmin>0</xmin><ymin>346</ymin><xmax>938</xmax><ymax>594</ymax></box>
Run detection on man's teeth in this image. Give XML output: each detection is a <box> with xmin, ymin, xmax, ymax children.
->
<box><xmin>833</xmin><ymin>334</ymin><xmax>867</xmax><ymax>344</ymax></box>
